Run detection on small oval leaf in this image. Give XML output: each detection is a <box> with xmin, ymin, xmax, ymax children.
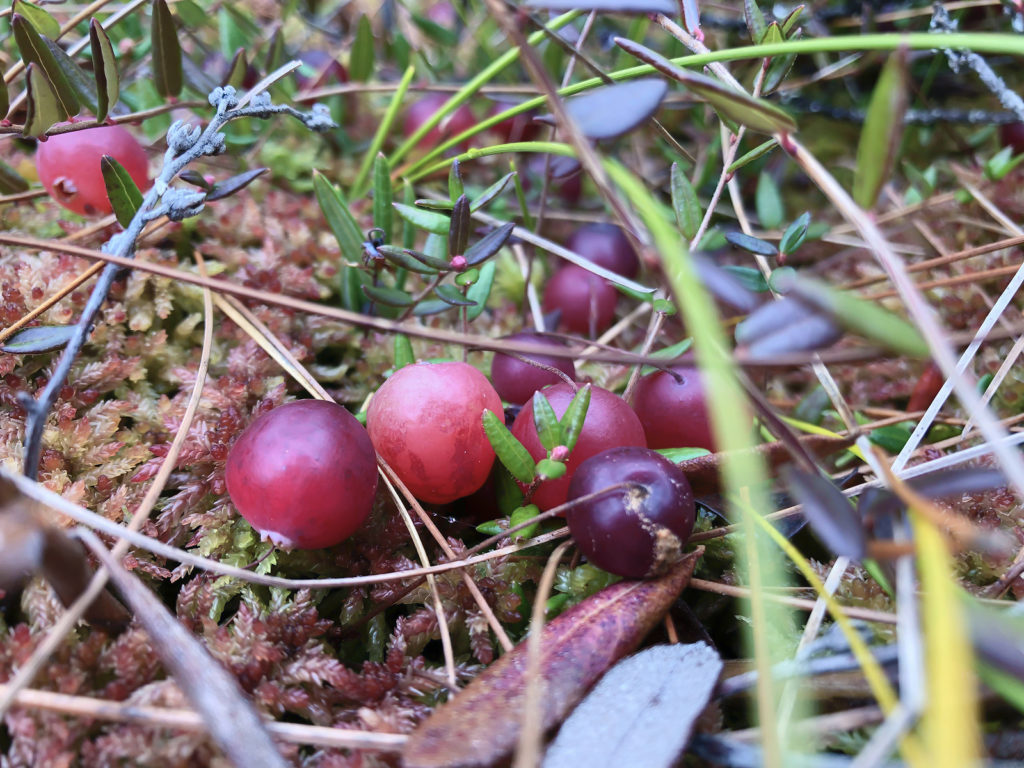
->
<box><xmin>670</xmin><ymin>163</ymin><xmax>701</xmax><ymax>241</ymax></box>
<box><xmin>362</xmin><ymin>284</ymin><xmax>415</xmax><ymax>307</ymax></box>
<box><xmin>14</xmin><ymin>0</ymin><xmax>60</xmax><ymax>39</ymax></box>
<box><xmin>22</xmin><ymin>63</ymin><xmax>65</xmax><ymax>138</ymax></box>
<box><xmin>560</xmin><ymin>383</ymin><xmax>591</xmax><ymax>452</ymax></box>
<box><xmin>151</xmin><ymin>0</ymin><xmax>183</xmax><ymax>98</ymax></box>
<box><xmin>433</xmin><ymin>284</ymin><xmax>476</xmax><ymax>306</ymax></box>
<box><xmin>12</xmin><ymin>15</ymin><xmax>79</xmax><ymax>120</ymax></box>
<box><xmin>89</xmin><ymin>19</ymin><xmax>119</xmax><ymax>123</ymax></box>
<box><xmin>377</xmin><ymin>245</ymin><xmax>439</xmax><ymax>275</ymax></box>
<box><xmin>483</xmin><ymin>409</ymin><xmax>536</xmax><ymax>483</ymax></box>
<box><xmin>464</xmin><ymin>222</ymin><xmax>515</xmax><ymax>266</ymax></box>
<box><xmin>465</xmin><ymin>260</ymin><xmax>496</xmax><ymax>321</ymax></box>
<box><xmin>206</xmin><ymin>167</ymin><xmax>268</xmax><ymax>201</ymax></box>
<box><xmin>2</xmin><ymin>325</ymin><xmax>77</xmax><ymax>354</ymax></box>
<box><xmin>546</xmin><ymin>79</ymin><xmax>668</xmax><ymax>142</ymax></box>
<box><xmin>394</xmin><ymin>202</ymin><xmax>451</xmax><ymax>235</ymax></box>
<box><xmin>532</xmin><ymin>390</ymin><xmax>564</xmax><ymax>452</ymax></box>
<box><xmin>783</xmin><ymin>465</ymin><xmax>867</xmax><ymax>559</ymax></box>
<box><xmin>725</xmin><ymin>230</ymin><xmax>778</xmax><ymax>256</ymax></box>
<box><xmin>100</xmin><ymin>154</ymin><xmax>144</xmax><ymax>226</ymax></box>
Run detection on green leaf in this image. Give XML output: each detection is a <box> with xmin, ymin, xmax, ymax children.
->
<box><xmin>313</xmin><ymin>170</ymin><xmax>364</xmax><ymax>264</ymax></box>
<box><xmin>13</xmin><ymin>0</ymin><xmax>59</xmax><ymax>39</ymax></box>
<box><xmin>376</xmin><ymin>245</ymin><xmax>438</xmax><ymax>275</ymax></box>
<box><xmin>0</xmin><ymin>160</ymin><xmax>29</xmax><ymax>194</ymax></box>
<box><xmin>779</xmin><ymin>212</ymin><xmax>810</xmax><ymax>255</ymax></box>
<box><xmin>617</xmin><ymin>39</ymin><xmax>796</xmax><ymax>135</ymax></box>
<box><xmin>853</xmin><ymin>49</ymin><xmax>907</xmax><ymax>209</ymax></box>
<box><xmin>449</xmin><ymin>160</ymin><xmax>464</xmax><ymax>203</ymax></box>
<box><xmin>655</xmin><ymin>447</ymin><xmax>711</xmax><ymax>462</ymax></box>
<box><xmin>151</xmin><ymin>0</ymin><xmax>183</xmax><ymax>98</ymax></box>
<box><xmin>362</xmin><ymin>284</ymin><xmax>414</xmax><ymax>307</ymax></box>
<box><xmin>781</xmin><ymin>4</ymin><xmax>805</xmax><ymax>35</ymax></box>
<box><xmin>12</xmin><ymin>15</ymin><xmax>79</xmax><ymax>120</ymax></box>
<box><xmin>743</xmin><ymin>0</ymin><xmax>766</xmax><ymax>43</ymax></box>
<box><xmin>559</xmin><ymin>384</ymin><xmax>591</xmax><ymax>452</ymax></box>
<box><xmin>100</xmin><ymin>154</ymin><xmax>143</xmax><ymax>227</ymax></box>
<box><xmin>868</xmin><ymin>423</ymin><xmax>912</xmax><ymax>453</ymax></box>
<box><xmin>670</xmin><ymin>162</ymin><xmax>701</xmax><ymax>240</ymax></box>
<box><xmin>465</xmin><ymin>260</ymin><xmax>496</xmax><ymax>321</ymax></box>
<box><xmin>483</xmin><ymin>409</ymin><xmax>536</xmax><ymax>483</ymax></box>
<box><xmin>470</xmin><ymin>171</ymin><xmax>516</xmax><ymax>211</ymax></box>
<box><xmin>340</xmin><ymin>265</ymin><xmax>369</xmax><ymax>312</ymax></box>
<box><xmin>455</xmin><ymin>267</ymin><xmax>480</xmax><ymax>287</ymax></box>
<box><xmin>721</xmin><ymin>265</ymin><xmax>768</xmax><ymax>292</ymax></box>
<box><xmin>755</xmin><ymin>172</ymin><xmax>784</xmax><ymax>229</ymax></box>
<box><xmin>433</xmin><ymin>284</ymin><xmax>476</xmax><ymax>306</ymax></box>
<box><xmin>373</xmin><ymin>154</ymin><xmax>393</xmax><ymax>238</ymax></box>
<box><xmin>0</xmin><ymin>76</ymin><xmax>8</xmax><ymax>121</ymax></box>
<box><xmin>394</xmin><ymin>335</ymin><xmax>415</xmax><ymax>369</ymax></box>
<box><xmin>393</xmin><ymin>202</ymin><xmax>450</xmax><ymax>235</ymax></box>
<box><xmin>532</xmin><ymin>391</ymin><xmax>564</xmax><ymax>452</ymax></box>
<box><xmin>476</xmin><ymin>520</ymin><xmax>505</xmax><ymax>536</ymax></box>
<box><xmin>509</xmin><ymin>504</ymin><xmax>541</xmax><ymax>539</ymax></box>
<box><xmin>22</xmin><ymin>63</ymin><xmax>64</xmax><ymax>138</ymax></box>
<box><xmin>349</xmin><ymin>15</ymin><xmax>374</xmax><ymax>82</ymax></box>
<box><xmin>1</xmin><ymin>324</ymin><xmax>76</xmax><ymax>354</ymax></box>
<box><xmin>89</xmin><ymin>19</ymin><xmax>119</xmax><ymax>123</ymax></box>
<box><xmin>223</xmin><ymin>48</ymin><xmax>249</xmax><ymax>89</ymax></box>
<box><xmin>43</xmin><ymin>37</ymin><xmax>100</xmax><ymax>117</ymax></box>
<box><xmin>536</xmin><ymin>459</ymin><xmax>567</xmax><ymax>481</ymax></box>
<box><xmin>217</xmin><ymin>7</ymin><xmax>248</xmax><ymax>61</ymax></box>
<box><xmin>727</xmin><ymin>138</ymin><xmax>779</xmax><ymax>173</ymax></box>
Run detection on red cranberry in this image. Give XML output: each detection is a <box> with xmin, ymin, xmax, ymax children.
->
<box><xmin>225</xmin><ymin>400</ymin><xmax>378</xmax><ymax>549</ymax></box>
<box><xmin>567</xmin><ymin>446</ymin><xmax>695</xmax><ymax>578</ymax></box>
<box><xmin>490</xmin><ymin>332</ymin><xmax>576</xmax><ymax>405</ymax></box>
<box><xmin>631</xmin><ymin>366</ymin><xmax>715</xmax><ymax>452</ymax></box>
<box><xmin>510</xmin><ymin>383</ymin><xmax>646</xmax><ymax>511</ymax></box>
<box><xmin>542</xmin><ymin>264</ymin><xmax>619</xmax><ymax>336</ymax></box>
<box><xmin>403</xmin><ymin>92</ymin><xmax>477</xmax><ymax>151</ymax></box>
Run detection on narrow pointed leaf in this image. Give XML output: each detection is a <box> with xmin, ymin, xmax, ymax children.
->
<box><xmin>206</xmin><ymin>167</ymin><xmax>268</xmax><ymax>201</ymax></box>
<box><xmin>394</xmin><ymin>335</ymin><xmax>415</xmax><ymax>370</ymax></box>
<box><xmin>89</xmin><ymin>19</ymin><xmax>119</xmax><ymax>123</ymax></box>
<box><xmin>763</xmin><ymin>47</ymin><xmax>798</xmax><ymax>94</ymax></box>
<box><xmin>853</xmin><ymin>50</ymin><xmax>908</xmax><ymax>209</ymax></box>
<box><xmin>560</xmin><ymin>384</ymin><xmax>591</xmax><ymax>452</ymax></box>
<box><xmin>464</xmin><ymin>222</ymin><xmax>514</xmax><ymax>266</ymax></box>
<box><xmin>224</xmin><ymin>48</ymin><xmax>249</xmax><ymax>88</ymax></box>
<box><xmin>525</xmin><ymin>0</ymin><xmax>674</xmax><ymax>12</ymax></box>
<box><xmin>403</xmin><ymin>552</ymin><xmax>702</xmax><ymax>768</ymax></box>
<box><xmin>483</xmin><ymin>409</ymin><xmax>536</xmax><ymax>483</ymax></box>
<box><xmin>781</xmin><ymin>5</ymin><xmax>805</xmax><ymax>35</ymax></box>
<box><xmin>13</xmin><ymin>1</ymin><xmax>60</xmax><ymax>39</ymax></box>
<box><xmin>349</xmin><ymin>15</ymin><xmax>374</xmax><ymax>82</ymax></box>
<box><xmin>543</xmin><ymin>643</ymin><xmax>722</xmax><ymax>768</ymax></box>
<box><xmin>743</xmin><ymin>0</ymin><xmax>766</xmax><ymax>42</ymax></box>
<box><xmin>465</xmin><ymin>260</ymin><xmax>496</xmax><ymax>321</ymax></box>
<box><xmin>100</xmin><ymin>155</ymin><xmax>144</xmax><ymax>227</ymax></box>
<box><xmin>264</xmin><ymin>29</ymin><xmax>285</xmax><ymax>73</ymax></box>
<box><xmin>0</xmin><ymin>160</ymin><xmax>29</xmax><ymax>194</ymax></box>
<box><xmin>404</xmin><ymin>247</ymin><xmax>451</xmax><ymax>271</ymax></box>
<box><xmin>23</xmin><ymin>63</ymin><xmax>65</xmax><ymax>138</ymax></box>
<box><xmin>394</xmin><ymin>202</ymin><xmax>450</xmax><ymax>235</ymax></box>
<box><xmin>540</xmin><ymin>79</ymin><xmax>667</xmax><ymax>141</ymax></box>
<box><xmin>449</xmin><ymin>194</ymin><xmax>470</xmax><ymax>257</ymax></box>
<box><xmin>725</xmin><ymin>231</ymin><xmax>777</xmax><ymax>256</ymax></box>
<box><xmin>470</xmin><ymin>171</ymin><xmax>516</xmax><ymax>211</ymax></box>
<box><xmin>433</xmin><ymin>284</ymin><xmax>476</xmax><ymax>306</ymax></box>
<box><xmin>376</xmin><ymin>246</ymin><xmax>438</xmax><ymax>275</ymax></box>
<box><xmin>670</xmin><ymin>163</ymin><xmax>701</xmax><ymax>240</ymax></box>
<box><xmin>0</xmin><ymin>77</ymin><xmax>8</xmax><ymax>120</ymax></box>
<box><xmin>755</xmin><ymin>172</ymin><xmax>783</xmax><ymax>229</ymax></box>
<box><xmin>449</xmin><ymin>159</ymin><xmax>464</xmax><ymax>203</ymax></box>
<box><xmin>782</xmin><ymin>465</ymin><xmax>866</xmax><ymax>559</ymax></box>
<box><xmin>744</xmin><ymin>313</ymin><xmax>843</xmax><ymax>359</ymax></box>
<box><xmin>151</xmin><ymin>0</ymin><xmax>183</xmax><ymax>98</ymax></box>
<box><xmin>362</xmin><ymin>284</ymin><xmax>415</xmax><ymax>307</ymax></box>
<box><xmin>12</xmin><ymin>15</ymin><xmax>79</xmax><ymax>119</ymax></box>
<box><xmin>532</xmin><ymin>391</ymin><xmax>564</xmax><ymax>452</ymax></box>
<box><xmin>615</xmin><ymin>38</ymin><xmax>796</xmax><ymax>135</ymax></box>
<box><xmin>313</xmin><ymin>171</ymin><xmax>364</xmax><ymax>264</ymax></box>
<box><xmin>779</xmin><ymin>212</ymin><xmax>810</xmax><ymax>254</ymax></box>
<box><xmin>412</xmin><ymin>299</ymin><xmax>457</xmax><ymax>316</ymax></box>
<box><xmin>179</xmin><ymin>169</ymin><xmax>212</xmax><ymax>190</ymax></box>
<box><xmin>727</xmin><ymin>138</ymin><xmax>778</xmax><ymax>173</ymax></box>
<box><xmin>373</xmin><ymin>154</ymin><xmax>393</xmax><ymax>237</ymax></box>
<box><xmin>1</xmin><ymin>325</ymin><xmax>77</xmax><ymax>354</ymax></box>
<box><xmin>43</xmin><ymin>37</ymin><xmax>99</xmax><ymax>116</ymax></box>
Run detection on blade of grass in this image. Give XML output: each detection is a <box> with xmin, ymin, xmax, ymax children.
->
<box><xmin>351</xmin><ymin>64</ymin><xmax>415</xmax><ymax>198</ymax></box>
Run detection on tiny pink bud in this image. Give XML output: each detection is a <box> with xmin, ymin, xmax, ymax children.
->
<box><xmin>450</xmin><ymin>255</ymin><xmax>468</xmax><ymax>271</ymax></box>
<box><xmin>550</xmin><ymin>445</ymin><xmax>570</xmax><ymax>462</ymax></box>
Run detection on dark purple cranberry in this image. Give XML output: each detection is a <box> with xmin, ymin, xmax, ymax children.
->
<box><xmin>404</xmin><ymin>92</ymin><xmax>477</xmax><ymax>151</ymax></box>
<box><xmin>566</xmin><ymin>446</ymin><xmax>695</xmax><ymax>578</ymax></box>
<box><xmin>1001</xmin><ymin>123</ymin><xmax>1024</xmax><ymax>154</ymax></box>
<box><xmin>490</xmin><ymin>332</ymin><xmax>576</xmax><ymax>405</ymax></box>
<box><xmin>542</xmin><ymin>264</ymin><xmax>619</xmax><ymax>336</ymax></box>
<box><xmin>631</xmin><ymin>366</ymin><xmax>715</xmax><ymax>452</ymax></box>
<box><xmin>567</xmin><ymin>224</ymin><xmax>640</xmax><ymax>279</ymax></box>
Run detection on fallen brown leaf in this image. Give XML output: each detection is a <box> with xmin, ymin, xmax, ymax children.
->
<box><xmin>402</xmin><ymin>548</ymin><xmax>703</xmax><ymax>768</ymax></box>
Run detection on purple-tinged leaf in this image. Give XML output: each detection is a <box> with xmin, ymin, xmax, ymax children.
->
<box><xmin>783</xmin><ymin>465</ymin><xmax>867</xmax><ymax>559</ymax></box>
<box><xmin>725</xmin><ymin>230</ymin><xmax>777</xmax><ymax>256</ymax></box>
<box><xmin>179</xmin><ymin>169</ymin><xmax>212</xmax><ymax>190</ymax></box>
<box><xmin>12</xmin><ymin>15</ymin><xmax>79</xmax><ymax>121</ymax></box>
<box><xmin>910</xmin><ymin>467</ymin><xmax>1006</xmax><ymax>500</ymax></box>
<box><xmin>377</xmin><ymin>245</ymin><xmax>439</xmax><ymax>274</ymax></box>
<box><xmin>403</xmin><ymin>553</ymin><xmax>702</xmax><ymax>768</ymax></box>
<box><xmin>404</xmin><ymin>247</ymin><xmax>452</xmax><ymax>271</ymax></box>
<box><xmin>543</xmin><ymin>643</ymin><xmax>722</xmax><ymax>768</ymax></box>
<box><xmin>735</xmin><ymin>296</ymin><xmax>837</xmax><ymax>349</ymax></box>
<box><xmin>692</xmin><ymin>255</ymin><xmax>761</xmax><ymax>313</ymax></box>
<box><xmin>524</xmin><ymin>0</ymin><xmax>675</xmax><ymax>13</ymax></box>
<box><xmin>151</xmin><ymin>0</ymin><xmax>183</xmax><ymax>98</ymax></box>
<box><xmin>744</xmin><ymin>312</ymin><xmax>844</xmax><ymax>359</ymax></box>
<box><xmin>223</xmin><ymin>48</ymin><xmax>250</xmax><ymax>89</ymax></box>
<box><xmin>464</xmin><ymin>222</ymin><xmax>514</xmax><ymax>266</ymax></box>
<box><xmin>449</xmin><ymin>194</ymin><xmax>470</xmax><ymax>257</ymax></box>
<box><xmin>89</xmin><ymin>19</ymin><xmax>119</xmax><ymax>123</ymax></box>
<box><xmin>207</xmin><ymin>167</ymin><xmax>268</xmax><ymax>201</ymax></box>
<box><xmin>539</xmin><ymin>79</ymin><xmax>668</xmax><ymax>141</ymax></box>
<box><xmin>2</xmin><ymin>325</ymin><xmax>77</xmax><ymax>355</ymax></box>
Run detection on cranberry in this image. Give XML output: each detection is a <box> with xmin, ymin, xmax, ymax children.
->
<box><xmin>511</xmin><ymin>383</ymin><xmax>646</xmax><ymax>511</ymax></box>
<box><xmin>490</xmin><ymin>332</ymin><xmax>576</xmax><ymax>405</ymax></box>
<box><xmin>566</xmin><ymin>446</ymin><xmax>695</xmax><ymax>578</ymax></box>
<box><xmin>522</xmin><ymin>154</ymin><xmax>582</xmax><ymax>206</ymax></box>
<box><xmin>631</xmin><ymin>366</ymin><xmax>715</xmax><ymax>452</ymax></box>
<box><xmin>488</xmin><ymin>102</ymin><xmax>540</xmax><ymax>144</ymax></box>
<box><xmin>403</xmin><ymin>92</ymin><xmax>477</xmax><ymax>151</ymax></box>
<box><xmin>367</xmin><ymin>361</ymin><xmax>503</xmax><ymax>504</ymax></box>
<box><xmin>225</xmin><ymin>400</ymin><xmax>378</xmax><ymax>549</ymax></box>
<box><xmin>36</xmin><ymin>124</ymin><xmax>150</xmax><ymax>217</ymax></box>
<box><xmin>542</xmin><ymin>264</ymin><xmax>619</xmax><ymax>336</ymax></box>
<box><xmin>567</xmin><ymin>224</ymin><xmax>640</xmax><ymax>279</ymax></box>
<box><xmin>1001</xmin><ymin>123</ymin><xmax>1024</xmax><ymax>154</ymax></box>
